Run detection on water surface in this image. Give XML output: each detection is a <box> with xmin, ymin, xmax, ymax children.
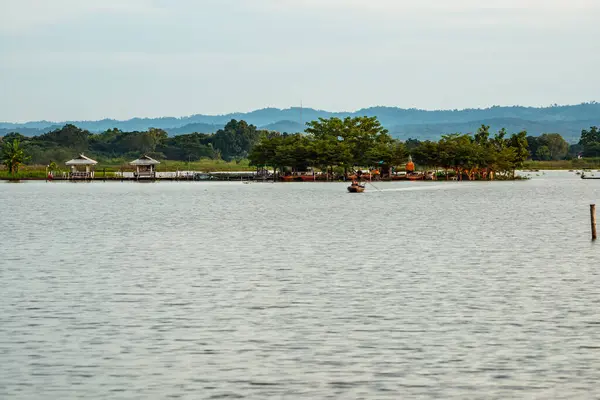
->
<box><xmin>1</xmin><ymin>171</ymin><xmax>600</xmax><ymax>399</ymax></box>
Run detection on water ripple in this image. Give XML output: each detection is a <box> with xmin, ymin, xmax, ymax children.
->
<box><xmin>1</xmin><ymin>173</ymin><xmax>600</xmax><ymax>399</ymax></box>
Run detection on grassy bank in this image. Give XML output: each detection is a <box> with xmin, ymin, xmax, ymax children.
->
<box><xmin>3</xmin><ymin>157</ymin><xmax>600</xmax><ymax>181</ymax></box>
<box><xmin>523</xmin><ymin>159</ymin><xmax>600</xmax><ymax>170</ymax></box>
<box><xmin>95</xmin><ymin>158</ymin><xmax>255</xmax><ymax>172</ymax></box>
<box><xmin>0</xmin><ymin>159</ymin><xmax>256</xmax><ymax>179</ymax></box>
<box><xmin>0</xmin><ymin>169</ymin><xmax>48</xmax><ymax>179</ymax></box>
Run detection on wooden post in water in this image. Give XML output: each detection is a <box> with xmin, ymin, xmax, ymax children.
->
<box><xmin>591</xmin><ymin>204</ymin><xmax>597</xmax><ymax>241</ymax></box>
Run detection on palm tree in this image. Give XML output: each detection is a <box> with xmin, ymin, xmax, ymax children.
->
<box><xmin>2</xmin><ymin>139</ymin><xmax>29</xmax><ymax>174</ymax></box>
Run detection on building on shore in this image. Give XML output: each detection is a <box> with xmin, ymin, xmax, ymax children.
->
<box><xmin>130</xmin><ymin>155</ymin><xmax>160</xmax><ymax>179</ymax></box>
<box><xmin>65</xmin><ymin>154</ymin><xmax>98</xmax><ymax>179</ymax></box>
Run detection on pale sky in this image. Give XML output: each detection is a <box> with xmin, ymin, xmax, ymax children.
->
<box><xmin>1</xmin><ymin>0</ymin><xmax>598</xmax><ymax>122</ymax></box>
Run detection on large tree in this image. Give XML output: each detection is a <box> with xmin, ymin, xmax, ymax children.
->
<box><xmin>530</xmin><ymin>133</ymin><xmax>568</xmax><ymax>161</ymax></box>
<box><xmin>38</xmin><ymin>124</ymin><xmax>90</xmax><ymax>151</ymax></box>
<box><xmin>158</xmin><ymin>133</ymin><xmax>216</xmax><ymax>161</ymax></box>
<box><xmin>579</xmin><ymin>126</ymin><xmax>600</xmax><ymax>157</ymax></box>
<box><xmin>412</xmin><ymin>140</ymin><xmax>439</xmax><ymax>172</ymax></box>
<box><xmin>212</xmin><ymin>119</ymin><xmax>261</xmax><ymax>161</ymax></box>
<box><xmin>579</xmin><ymin>126</ymin><xmax>600</xmax><ymax>148</ymax></box>
<box><xmin>508</xmin><ymin>131</ymin><xmax>530</xmax><ymax>173</ymax></box>
<box><xmin>305</xmin><ymin>116</ymin><xmax>394</xmax><ymax>170</ymax></box>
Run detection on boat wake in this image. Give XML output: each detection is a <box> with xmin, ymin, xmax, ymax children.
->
<box><xmin>370</xmin><ymin>184</ymin><xmax>477</xmax><ymax>193</ymax></box>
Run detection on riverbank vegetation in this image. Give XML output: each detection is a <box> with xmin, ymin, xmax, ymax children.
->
<box><xmin>1</xmin><ymin>138</ymin><xmax>29</xmax><ymax>174</ymax></box>
<box><xmin>523</xmin><ymin>159</ymin><xmax>600</xmax><ymax>170</ymax></box>
<box><xmin>0</xmin><ymin>119</ymin><xmax>262</xmax><ymax>166</ymax></box>
<box><xmin>1</xmin><ymin>115</ymin><xmax>598</xmax><ymax>179</ymax></box>
<box><xmin>249</xmin><ymin>120</ymin><xmax>529</xmax><ymax>180</ymax></box>
<box><xmin>0</xmin><ymin>159</ymin><xmax>254</xmax><ymax>180</ymax></box>
<box><xmin>249</xmin><ymin>116</ymin><xmax>407</xmax><ymax>175</ymax></box>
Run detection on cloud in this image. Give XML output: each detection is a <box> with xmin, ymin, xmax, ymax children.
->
<box><xmin>248</xmin><ymin>0</ymin><xmax>599</xmax><ymax>32</ymax></box>
<box><xmin>258</xmin><ymin>0</ymin><xmax>598</xmax><ymax>10</ymax></box>
<box><xmin>0</xmin><ymin>0</ymin><xmax>598</xmax><ymax>121</ymax></box>
<box><xmin>0</xmin><ymin>0</ymin><xmax>162</xmax><ymax>33</ymax></box>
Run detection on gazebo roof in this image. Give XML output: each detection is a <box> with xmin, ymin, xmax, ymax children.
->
<box><xmin>65</xmin><ymin>154</ymin><xmax>98</xmax><ymax>166</ymax></box>
<box><xmin>130</xmin><ymin>155</ymin><xmax>161</xmax><ymax>166</ymax></box>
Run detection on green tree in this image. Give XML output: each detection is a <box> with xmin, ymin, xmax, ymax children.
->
<box><xmin>436</xmin><ymin>133</ymin><xmax>477</xmax><ymax>179</ymax></box>
<box><xmin>2</xmin><ymin>139</ymin><xmax>29</xmax><ymax>174</ymax></box>
<box><xmin>579</xmin><ymin>126</ymin><xmax>600</xmax><ymax>157</ymax></box>
<box><xmin>491</xmin><ymin>128</ymin><xmax>508</xmax><ymax>151</ymax></box>
<box><xmin>526</xmin><ymin>136</ymin><xmax>540</xmax><ymax>160</ymax></box>
<box><xmin>405</xmin><ymin>138</ymin><xmax>421</xmax><ymax>152</ymax></box>
<box><xmin>306</xmin><ymin>116</ymin><xmax>391</xmax><ymax>171</ymax></box>
<box><xmin>1</xmin><ymin>132</ymin><xmax>27</xmax><ymax>144</ymax></box>
<box><xmin>538</xmin><ymin>133</ymin><xmax>568</xmax><ymax>160</ymax></box>
<box><xmin>159</xmin><ymin>133</ymin><xmax>216</xmax><ymax>161</ymax></box>
<box><xmin>412</xmin><ymin>141</ymin><xmax>439</xmax><ymax>171</ymax></box>
<box><xmin>507</xmin><ymin>131</ymin><xmax>529</xmax><ymax>177</ymax></box>
<box><xmin>39</xmin><ymin>124</ymin><xmax>90</xmax><ymax>151</ymax></box>
<box><xmin>249</xmin><ymin>134</ymin><xmax>282</xmax><ymax>168</ymax></box>
<box><xmin>275</xmin><ymin>134</ymin><xmax>315</xmax><ymax>171</ymax></box>
<box><xmin>579</xmin><ymin>126</ymin><xmax>600</xmax><ymax>148</ymax></box>
<box><xmin>567</xmin><ymin>143</ymin><xmax>583</xmax><ymax>159</ymax></box>
<box><xmin>474</xmin><ymin>125</ymin><xmax>490</xmax><ymax>146</ymax></box>
<box><xmin>306</xmin><ymin>117</ymin><xmax>350</xmax><ymax>173</ymax></box>
<box><xmin>388</xmin><ymin>141</ymin><xmax>408</xmax><ymax>169</ymax></box>
<box><xmin>535</xmin><ymin>145</ymin><xmax>551</xmax><ymax>161</ymax></box>
<box><xmin>213</xmin><ymin>120</ymin><xmax>261</xmax><ymax>161</ymax></box>
<box><xmin>147</xmin><ymin>128</ymin><xmax>168</xmax><ymax>152</ymax></box>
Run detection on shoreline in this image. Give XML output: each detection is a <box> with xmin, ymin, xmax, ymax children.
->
<box><xmin>0</xmin><ymin>173</ymin><xmax>550</xmax><ymax>183</ymax></box>
<box><xmin>0</xmin><ymin>168</ymin><xmax>586</xmax><ymax>183</ymax></box>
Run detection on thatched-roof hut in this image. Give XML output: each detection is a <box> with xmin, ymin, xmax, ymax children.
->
<box><xmin>130</xmin><ymin>155</ymin><xmax>160</xmax><ymax>179</ymax></box>
<box><xmin>65</xmin><ymin>154</ymin><xmax>97</xmax><ymax>179</ymax></box>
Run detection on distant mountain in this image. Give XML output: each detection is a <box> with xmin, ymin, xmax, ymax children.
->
<box><xmin>166</xmin><ymin>123</ymin><xmax>223</xmax><ymax>135</ymax></box>
<box><xmin>1</xmin><ymin>103</ymin><xmax>598</xmax><ymax>142</ymax></box>
<box><xmin>0</xmin><ymin>125</ymin><xmax>62</xmax><ymax>137</ymax></box>
<box><xmin>260</xmin><ymin>120</ymin><xmax>305</xmax><ymax>134</ymax></box>
<box><xmin>390</xmin><ymin>118</ymin><xmax>600</xmax><ymax>142</ymax></box>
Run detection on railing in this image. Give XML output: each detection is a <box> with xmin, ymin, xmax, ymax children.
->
<box><xmin>114</xmin><ymin>172</ymin><xmax>135</xmax><ymax>178</ymax></box>
<box><xmin>134</xmin><ymin>172</ymin><xmax>156</xmax><ymax>178</ymax></box>
<box><xmin>69</xmin><ymin>172</ymin><xmax>93</xmax><ymax>179</ymax></box>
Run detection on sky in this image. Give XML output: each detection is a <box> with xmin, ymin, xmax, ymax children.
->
<box><xmin>1</xmin><ymin>0</ymin><xmax>599</xmax><ymax>122</ymax></box>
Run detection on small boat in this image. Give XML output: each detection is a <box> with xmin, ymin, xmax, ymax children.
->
<box><xmin>406</xmin><ymin>172</ymin><xmax>424</xmax><ymax>181</ymax></box>
<box><xmin>582</xmin><ymin>173</ymin><xmax>600</xmax><ymax>179</ymax></box>
<box><xmin>347</xmin><ymin>182</ymin><xmax>366</xmax><ymax>193</ymax></box>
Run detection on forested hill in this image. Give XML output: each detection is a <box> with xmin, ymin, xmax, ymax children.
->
<box><xmin>2</xmin><ymin>102</ymin><xmax>599</xmax><ymax>142</ymax></box>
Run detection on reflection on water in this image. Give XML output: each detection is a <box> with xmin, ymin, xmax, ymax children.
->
<box><xmin>1</xmin><ymin>171</ymin><xmax>600</xmax><ymax>399</ymax></box>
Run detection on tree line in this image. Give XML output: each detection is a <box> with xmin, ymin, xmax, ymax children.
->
<box><xmin>410</xmin><ymin>127</ymin><xmax>528</xmax><ymax>179</ymax></box>
<box><xmin>0</xmin><ymin>119</ymin><xmax>263</xmax><ymax>166</ymax></box>
<box><xmin>1</xmin><ymin>113</ymin><xmax>598</xmax><ymax>176</ymax></box>
<box><xmin>248</xmin><ymin>118</ymin><xmax>531</xmax><ymax>179</ymax></box>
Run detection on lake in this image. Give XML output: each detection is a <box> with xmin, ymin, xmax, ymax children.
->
<box><xmin>1</xmin><ymin>171</ymin><xmax>600</xmax><ymax>399</ymax></box>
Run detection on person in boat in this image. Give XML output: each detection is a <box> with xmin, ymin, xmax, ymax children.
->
<box><xmin>352</xmin><ymin>170</ymin><xmax>363</xmax><ymax>186</ymax></box>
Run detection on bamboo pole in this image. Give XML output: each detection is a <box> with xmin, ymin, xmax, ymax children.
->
<box><xmin>591</xmin><ymin>204</ymin><xmax>597</xmax><ymax>241</ymax></box>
